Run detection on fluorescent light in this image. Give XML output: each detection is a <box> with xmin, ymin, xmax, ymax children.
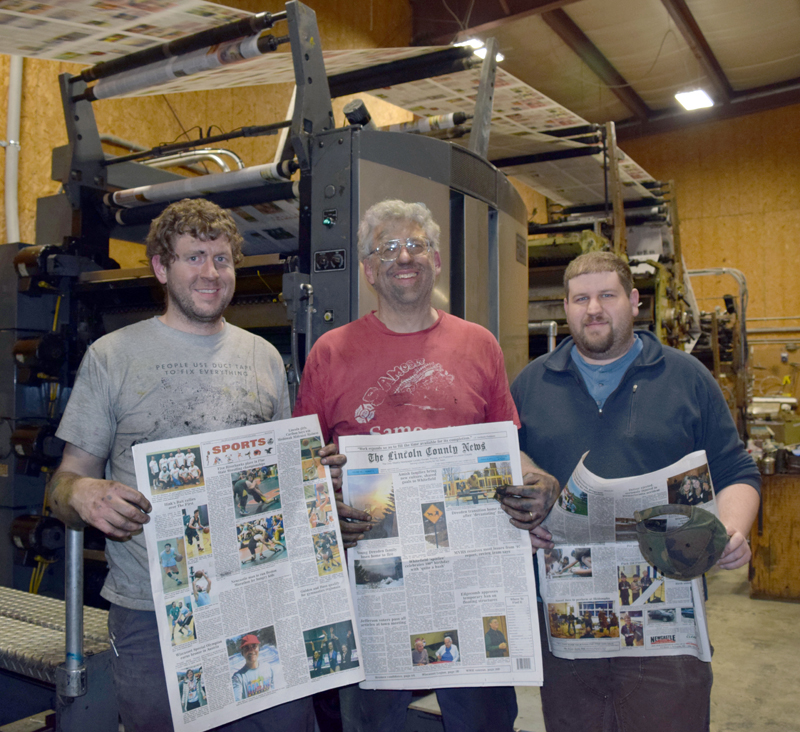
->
<box><xmin>456</xmin><ymin>38</ymin><xmax>485</xmax><ymax>50</ymax></box>
<box><xmin>455</xmin><ymin>38</ymin><xmax>504</xmax><ymax>62</ymax></box>
<box><xmin>675</xmin><ymin>89</ymin><xmax>714</xmax><ymax>110</ymax></box>
<box><xmin>473</xmin><ymin>47</ymin><xmax>504</xmax><ymax>62</ymax></box>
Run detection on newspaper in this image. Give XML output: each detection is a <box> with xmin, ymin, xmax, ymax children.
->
<box><xmin>537</xmin><ymin>450</ymin><xmax>716</xmax><ymax>662</ymax></box>
<box><xmin>340</xmin><ymin>422</ymin><xmax>543</xmax><ymax>689</ymax></box>
<box><xmin>131</xmin><ymin>415</ymin><xmax>364</xmax><ymax>732</ymax></box>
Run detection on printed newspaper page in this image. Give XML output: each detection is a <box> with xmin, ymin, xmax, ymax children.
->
<box><xmin>132</xmin><ymin>416</ymin><xmax>364</xmax><ymax>732</ymax></box>
<box><xmin>537</xmin><ymin>450</ymin><xmax>715</xmax><ymax>662</ymax></box>
<box><xmin>340</xmin><ymin>422</ymin><xmax>543</xmax><ymax>689</ymax></box>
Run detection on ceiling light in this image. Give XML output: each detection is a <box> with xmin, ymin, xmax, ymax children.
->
<box><xmin>456</xmin><ymin>38</ymin><xmax>485</xmax><ymax>50</ymax></box>
<box><xmin>473</xmin><ymin>47</ymin><xmax>504</xmax><ymax>62</ymax></box>
<box><xmin>455</xmin><ymin>38</ymin><xmax>504</xmax><ymax>62</ymax></box>
<box><xmin>675</xmin><ymin>89</ymin><xmax>714</xmax><ymax>110</ymax></box>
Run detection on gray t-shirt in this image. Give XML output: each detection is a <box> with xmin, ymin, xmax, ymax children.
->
<box><xmin>56</xmin><ymin>317</ymin><xmax>290</xmax><ymax>610</ymax></box>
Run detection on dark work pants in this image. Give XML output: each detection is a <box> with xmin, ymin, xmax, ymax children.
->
<box><xmin>109</xmin><ymin>604</ymin><xmax>315</xmax><ymax>731</ymax></box>
<box><xmin>339</xmin><ymin>683</ymin><xmax>518</xmax><ymax>732</ymax></box>
<box><xmin>538</xmin><ymin>603</ymin><xmax>712</xmax><ymax>732</ymax></box>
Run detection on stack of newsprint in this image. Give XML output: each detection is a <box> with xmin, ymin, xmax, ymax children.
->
<box><xmin>134</xmin><ymin>414</ymin><xmax>717</xmax><ymax>731</ymax></box>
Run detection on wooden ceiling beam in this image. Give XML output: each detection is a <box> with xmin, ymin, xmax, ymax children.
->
<box><xmin>660</xmin><ymin>0</ymin><xmax>733</xmax><ymax>103</ymax></box>
<box><xmin>616</xmin><ymin>76</ymin><xmax>800</xmax><ymax>140</ymax></box>
<box><xmin>541</xmin><ymin>8</ymin><xmax>652</xmax><ymax>121</ymax></box>
<box><xmin>412</xmin><ymin>0</ymin><xmax>581</xmax><ymax>45</ymax></box>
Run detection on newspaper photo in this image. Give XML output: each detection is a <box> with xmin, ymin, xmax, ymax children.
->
<box><xmin>132</xmin><ymin>415</ymin><xmax>364</xmax><ymax>732</ymax></box>
<box><xmin>340</xmin><ymin>422</ymin><xmax>543</xmax><ymax>690</ymax></box>
<box><xmin>537</xmin><ymin>450</ymin><xmax>716</xmax><ymax>662</ymax></box>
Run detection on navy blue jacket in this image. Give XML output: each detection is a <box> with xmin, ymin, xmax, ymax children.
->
<box><xmin>511</xmin><ymin>331</ymin><xmax>760</xmax><ymax>494</ymax></box>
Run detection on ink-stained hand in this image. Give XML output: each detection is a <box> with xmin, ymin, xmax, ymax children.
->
<box><xmin>498</xmin><ymin>467</ymin><xmax>560</xmax><ymax>540</ymax></box>
<box><xmin>61</xmin><ymin>476</ymin><xmax>150</xmax><ymax>540</ymax></box>
<box><xmin>318</xmin><ymin>443</ymin><xmax>346</xmax><ymax>491</ymax></box>
<box><xmin>528</xmin><ymin>524</ymin><xmax>554</xmax><ymax>551</ymax></box>
<box><xmin>49</xmin><ymin>443</ymin><xmax>150</xmax><ymax>540</ymax></box>
<box><xmin>335</xmin><ymin>499</ymin><xmax>375</xmax><ymax>549</ymax></box>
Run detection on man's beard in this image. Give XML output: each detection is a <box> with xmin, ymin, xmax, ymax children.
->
<box><xmin>573</xmin><ymin>317</ymin><xmax>633</xmax><ymax>360</ymax></box>
<box><xmin>168</xmin><ymin>283</ymin><xmax>231</xmax><ymax>324</ymax></box>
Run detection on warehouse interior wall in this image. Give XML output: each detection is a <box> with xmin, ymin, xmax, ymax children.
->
<box><xmin>622</xmin><ymin>104</ymin><xmax>800</xmax><ymax>393</ymax></box>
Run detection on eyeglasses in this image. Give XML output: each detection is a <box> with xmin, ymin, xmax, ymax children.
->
<box><xmin>370</xmin><ymin>237</ymin><xmax>432</xmax><ymax>262</ymax></box>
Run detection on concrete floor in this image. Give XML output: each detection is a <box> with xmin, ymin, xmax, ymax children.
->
<box><xmin>409</xmin><ymin>565</ymin><xmax>799</xmax><ymax>731</ymax></box>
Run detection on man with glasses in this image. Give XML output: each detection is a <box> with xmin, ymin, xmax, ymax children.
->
<box><xmin>294</xmin><ymin>199</ymin><xmax>558</xmax><ymax>732</ymax></box>
<box><xmin>50</xmin><ymin>198</ymin><xmax>325</xmax><ymax>731</ymax></box>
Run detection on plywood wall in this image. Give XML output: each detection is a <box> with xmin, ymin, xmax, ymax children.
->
<box><xmin>0</xmin><ymin>0</ymin><xmax>413</xmax><ymax>263</ymax></box>
<box><xmin>622</xmin><ymin>104</ymin><xmax>800</xmax><ymax>394</ymax></box>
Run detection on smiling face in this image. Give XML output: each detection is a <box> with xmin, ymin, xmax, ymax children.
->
<box><xmin>152</xmin><ymin>234</ymin><xmax>235</xmax><ymax>335</ymax></box>
<box><xmin>362</xmin><ymin>220</ymin><xmax>441</xmax><ymax>315</ymax></box>
<box><xmin>489</xmin><ymin>619</ymin><xmax>500</xmax><ymax>631</ymax></box>
<box><xmin>415</xmin><ymin>639</ymin><xmax>425</xmax><ymax>652</ymax></box>
<box><xmin>241</xmin><ymin>641</ymin><xmax>260</xmax><ymax>669</ymax></box>
<box><xmin>564</xmin><ymin>271</ymin><xmax>640</xmax><ymax>363</ymax></box>
<box><xmin>444</xmin><ymin>637</ymin><xmax>452</xmax><ymax>648</ymax></box>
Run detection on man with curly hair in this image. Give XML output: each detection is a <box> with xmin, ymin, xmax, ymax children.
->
<box><xmin>50</xmin><ymin>198</ymin><xmax>339</xmax><ymax>731</ymax></box>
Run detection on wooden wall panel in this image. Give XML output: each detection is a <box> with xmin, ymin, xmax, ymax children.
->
<box><xmin>509</xmin><ymin>177</ymin><xmax>548</xmax><ymax>225</ymax></box>
<box><xmin>750</xmin><ymin>473</ymin><xmax>800</xmax><ymax>601</ymax></box>
<box><xmin>623</xmin><ymin>104</ymin><xmax>800</xmax><ymax>394</ymax></box>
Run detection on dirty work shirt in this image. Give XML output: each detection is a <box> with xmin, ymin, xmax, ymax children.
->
<box><xmin>56</xmin><ymin>317</ymin><xmax>290</xmax><ymax>610</ymax></box>
<box><xmin>293</xmin><ymin>310</ymin><xmax>519</xmax><ymax>442</ymax></box>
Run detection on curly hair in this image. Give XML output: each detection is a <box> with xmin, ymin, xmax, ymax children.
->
<box><xmin>145</xmin><ymin>198</ymin><xmax>244</xmax><ymax>270</ymax></box>
<box><xmin>357</xmin><ymin>200</ymin><xmax>440</xmax><ymax>262</ymax></box>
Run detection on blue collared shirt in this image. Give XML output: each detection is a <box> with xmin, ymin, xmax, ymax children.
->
<box><xmin>570</xmin><ymin>335</ymin><xmax>643</xmax><ymax>410</ymax></box>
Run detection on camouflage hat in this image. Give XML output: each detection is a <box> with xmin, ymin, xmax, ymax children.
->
<box><xmin>633</xmin><ymin>504</ymin><xmax>729</xmax><ymax>581</ymax></box>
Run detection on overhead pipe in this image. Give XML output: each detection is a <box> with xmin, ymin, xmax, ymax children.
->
<box><xmin>529</xmin><ymin>321</ymin><xmax>558</xmax><ymax>353</ymax></box>
<box><xmin>101</xmin><ymin>134</ymin><xmax>245</xmax><ymax>173</ymax></box>
<box><xmin>101</xmin><ymin>119</ymin><xmax>291</xmax><ymax>167</ymax></box>
<box><xmin>146</xmin><ymin>149</ymin><xmax>245</xmax><ymax>173</ymax></box>
<box><xmin>687</xmin><ymin>268</ymin><xmax>749</xmax><ymax>372</ymax></box>
<box><xmin>4</xmin><ymin>55</ymin><xmax>23</xmax><ymax>243</ymax></box>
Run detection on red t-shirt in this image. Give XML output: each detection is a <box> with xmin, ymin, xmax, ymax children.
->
<box><xmin>293</xmin><ymin>311</ymin><xmax>519</xmax><ymax>443</ymax></box>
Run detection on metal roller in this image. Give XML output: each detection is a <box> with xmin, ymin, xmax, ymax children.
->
<box><xmin>105</xmin><ymin>162</ymin><xmax>297</xmax><ymax>209</ymax></box>
<box><xmin>90</xmin><ymin>33</ymin><xmax>287</xmax><ymax>101</ymax></box>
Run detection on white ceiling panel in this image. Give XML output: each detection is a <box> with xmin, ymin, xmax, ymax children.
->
<box><xmin>688</xmin><ymin>0</ymin><xmax>800</xmax><ymax>90</ymax></box>
<box><xmin>564</xmin><ymin>0</ymin><xmax>708</xmax><ymax>111</ymax></box>
<box><xmin>469</xmin><ymin>13</ymin><xmax>632</xmax><ymax>123</ymax></box>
